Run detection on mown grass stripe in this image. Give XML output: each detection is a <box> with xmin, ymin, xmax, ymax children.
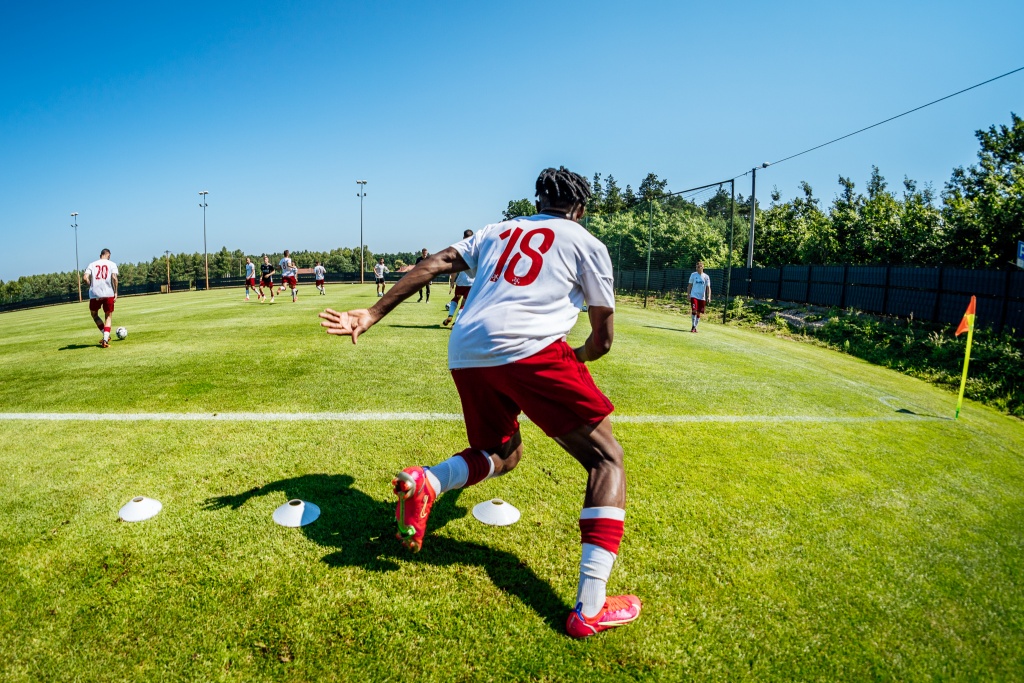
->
<box><xmin>0</xmin><ymin>412</ymin><xmax>941</xmax><ymax>423</ymax></box>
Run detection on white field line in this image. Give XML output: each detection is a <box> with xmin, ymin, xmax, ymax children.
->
<box><xmin>0</xmin><ymin>412</ymin><xmax>942</xmax><ymax>423</ymax></box>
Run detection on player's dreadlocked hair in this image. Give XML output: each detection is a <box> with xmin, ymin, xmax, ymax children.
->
<box><xmin>535</xmin><ymin>166</ymin><xmax>592</xmax><ymax>209</ymax></box>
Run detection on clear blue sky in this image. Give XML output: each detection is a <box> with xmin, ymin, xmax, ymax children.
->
<box><xmin>1</xmin><ymin>0</ymin><xmax>1021</xmax><ymax>281</ymax></box>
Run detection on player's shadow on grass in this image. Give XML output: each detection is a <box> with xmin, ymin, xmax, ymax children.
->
<box><xmin>59</xmin><ymin>343</ymin><xmax>98</xmax><ymax>351</ymax></box>
<box><xmin>204</xmin><ymin>474</ymin><xmax>568</xmax><ymax>630</ymax></box>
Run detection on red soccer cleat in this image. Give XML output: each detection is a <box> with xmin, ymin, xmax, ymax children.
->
<box><xmin>565</xmin><ymin>595</ymin><xmax>642</xmax><ymax>638</ymax></box>
<box><xmin>100</xmin><ymin>339</ymin><xmax>110</xmax><ymax>348</ymax></box>
<box><xmin>392</xmin><ymin>466</ymin><xmax>436</xmax><ymax>552</ymax></box>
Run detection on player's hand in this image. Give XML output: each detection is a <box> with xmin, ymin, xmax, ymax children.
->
<box><xmin>319</xmin><ymin>308</ymin><xmax>376</xmax><ymax>344</ymax></box>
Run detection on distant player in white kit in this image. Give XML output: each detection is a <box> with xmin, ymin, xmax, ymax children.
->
<box><xmin>278</xmin><ymin>250</ymin><xmax>299</xmax><ymax>303</ymax></box>
<box><xmin>373</xmin><ymin>258</ymin><xmax>389</xmax><ymax>297</ymax></box>
<box><xmin>442</xmin><ymin>230</ymin><xmax>474</xmax><ymax>326</ymax></box>
<box><xmin>83</xmin><ymin>248</ymin><xmax>119</xmax><ymax>348</ymax></box>
<box><xmin>686</xmin><ymin>260</ymin><xmax>711</xmax><ymax>333</ymax></box>
<box><xmin>244</xmin><ymin>257</ymin><xmax>257</xmax><ymax>301</ymax></box>
<box><xmin>314</xmin><ymin>262</ymin><xmax>327</xmax><ymax>295</ymax></box>
<box><xmin>319</xmin><ymin>167</ymin><xmax>640</xmax><ymax>639</ymax></box>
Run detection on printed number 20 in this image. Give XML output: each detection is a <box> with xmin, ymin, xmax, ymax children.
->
<box><xmin>96</xmin><ymin>265</ymin><xmax>108</xmax><ymax>279</ymax></box>
<box><xmin>489</xmin><ymin>227</ymin><xmax>555</xmax><ymax>286</ymax></box>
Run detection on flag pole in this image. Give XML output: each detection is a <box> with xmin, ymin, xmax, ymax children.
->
<box><xmin>955</xmin><ymin>323</ymin><xmax>974</xmax><ymax>420</ymax></box>
<box><xmin>954</xmin><ymin>295</ymin><xmax>977</xmax><ymax>420</ymax></box>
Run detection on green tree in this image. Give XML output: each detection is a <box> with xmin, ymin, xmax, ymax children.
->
<box><xmin>587</xmin><ymin>173</ymin><xmax>604</xmax><ymax>215</ymax></box>
<box><xmin>942</xmin><ymin>112</ymin><xmax>1024</xmax><ymax>268</ymax></box>
<box><xmin>603</xmin><ymin>175</ymin><xmax>624</xmax><ymax>215</ymax></box>
<box><xmin>502</xmin><ymin>198</ymin><xmax>536</xmax><ymax>221</ymax></box>
<box><xmin>638</xmin><ymin>173</ymin><xmax>668</xmax><ymax>203</ymax></box>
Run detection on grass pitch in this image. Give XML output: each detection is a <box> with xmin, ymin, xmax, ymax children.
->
<box><xmin>1</xmin><ymin>286</ymin><xmax>1023</xmax><ymax>682</ymax></box>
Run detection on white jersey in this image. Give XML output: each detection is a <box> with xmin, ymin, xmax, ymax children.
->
<box><xmin>86</xmin><ymin>258</ymin><xmax>118</xmax><ymax>299</ymax></box>
<box><xmin>455</xmin><ymin>269</ymin><xmax>475</xmax><ymax>287</ymax></box>
<box><xmin>688</xmin><ymin>271</ymin><xmax>711</xmax><ymax>300</ymax></box>
<box><xmin>448</xmin><ymin>214</ymin><xmax>615</xmax><ymax>369</ymax></box>
<box><xmin>245</xmin><ymin>262</ymin><xmax>255</xmax><ymax>278</ymax></box>
<box><xmin>373</xmin><ymin>263</ymin><xmax>389</xmax><ymax>278</ymax></box>
<box><xmin>314</xmin><ymin>265</ymin><xmax>326</xmax><ymax>280</ymax></box>
<box><xmin>279</xmin><ymin>257</ymin><xmax>297</xmax><ymax>277</ymax></box>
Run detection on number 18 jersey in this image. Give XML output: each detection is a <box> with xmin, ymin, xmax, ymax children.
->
<box><xmin>448</xmin><ymin>214</ymin><xmax>615</xmax><ymax>369</ymax></box>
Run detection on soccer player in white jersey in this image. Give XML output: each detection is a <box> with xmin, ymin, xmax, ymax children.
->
<box><xmin>244</xmin><ymin>257</ymin><xmax>257</xmax><ymax>301</ymax></box>
<box><xmin>442</xmin><ymin>230</ymin><xmax>474</xmax><ymax>326</ymax></box>
<box><xmin>320</xmin><ymin>167</ymin><xmax>640</xmax><ymax>638</ymax></box>
<box><xmin>313</xmin><ymin>261</ymin><xmax>327</xmax><ymax>295</ymax></box>
<box><xmin>686</xmin><ymin>260</ymin><xmax>711</xmax><ymax>333</ymax></box>
<box><xmin>278</xmin><ymin>250</ymin><xmax>299</xmax><ymax>303</ymax></box>
<box><xmin>373</xmin><ymin>258</ymin><xmax>389</xmax><ymax>297</ymax></box>
<box><xmin>83</xmin><ymin>248</ymin><xmax>119</xmax><ymax>348</ymax></box>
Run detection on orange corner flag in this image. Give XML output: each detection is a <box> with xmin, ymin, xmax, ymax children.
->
<box><xmin>954</xmin><ymin>295</ymin><xmax>977</xmax><ymax>419</ymax></box>
<box><xmin>955</xmin><ymin>296</ymin><xmax>976</xmax><ymax>336</ymax></box>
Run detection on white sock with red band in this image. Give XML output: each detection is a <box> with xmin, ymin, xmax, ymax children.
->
<box><xmin>425</xmin><ymin>449</ymin><xmax>494</xmax><ymax>495</ymax></box>
<box><xmin>577</xmin><ymin>506</ymin><xmax>625</xmax><ymax>618</ymax></box>
<box><xmin>103</xmin><ymin>326</ymin><xmax>111</xmax><ymax>342</ymax></box>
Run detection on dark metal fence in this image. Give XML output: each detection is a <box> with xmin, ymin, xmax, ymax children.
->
<box><xmin>618</xmin><ymin>264</ymin><xmax>1024</xmax><ymax>334</ymax></box>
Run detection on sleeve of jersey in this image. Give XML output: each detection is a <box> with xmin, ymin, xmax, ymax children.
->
<box><xmin>579</xmin><ymin>245</ymin><xmax>615</xmax><ymax>310</ymax></box>
<box><xmin>450</xmin><ymin>232</ymin><xmax>481</xmax><ymax>272</ymax></box>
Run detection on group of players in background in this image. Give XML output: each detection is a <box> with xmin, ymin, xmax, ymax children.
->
<box><xmin>243</xmin><ymin>250</ymin><xmax>324</xmax><ymax>303</ymax></box>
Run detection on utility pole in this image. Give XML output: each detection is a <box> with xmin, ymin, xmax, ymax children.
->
<box><xmin>746</xmin><ymin>163</ymin><xmax>769</xmax><ymax>268</ymax></box>
<box><xmin>199</xmin><ymin>191</ymin><xmax>209</xmax><ymax>290</ymax></box>
<box><xmin>165</xmin><ymin>250</ymin><xmax>171</xmax><ymax>292</ymax></box>
<box><xmin>357</xmin><ymin>180</ymin><xmax>367</xmax><ymax>284</ymax></box>
<box><xmin>70</xmin><ymin>213</ymin><xmax>81</xmax><ymax>301</ymax></box>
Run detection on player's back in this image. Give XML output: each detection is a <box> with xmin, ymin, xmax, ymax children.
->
<box><xmin>448</xmin><ymin>214</ymin><xmax>614</xmax><ymax>368</ymax></box>
<box><xmin>87</xmin><ymin>258</ymin><xmax>118</xmax><ymax>299</ymax></box>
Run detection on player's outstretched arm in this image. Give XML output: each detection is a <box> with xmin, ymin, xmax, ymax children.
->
<box><xmin>574</xmin><ymin>306</ymin><xmax>614</xmax><ymax>363</ymax></box>
<box><xmin>320</xmin><ymin>247</ymin><xmax>469</xmax><ymax>344</ymax></box>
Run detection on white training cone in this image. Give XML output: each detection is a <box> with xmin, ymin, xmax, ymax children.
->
<box><xmin>272</xmin><ymin>499</ymin><xmax>320</xmax><ymax>527</ymax></box>
<box><xmin>472</xmin><ymin>499</ymin><xmax>521</xmax><ymax>526</ymax></box>
<box><xmin>119</xmin><ymin>496</ymin><xmax>162</xmax><ymax>522</ymax></box>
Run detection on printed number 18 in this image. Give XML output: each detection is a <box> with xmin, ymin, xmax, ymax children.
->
<box><xmin>489</xmin><ymin>227</ymin><xmax>555</xmax><ymax>287</ymax></box>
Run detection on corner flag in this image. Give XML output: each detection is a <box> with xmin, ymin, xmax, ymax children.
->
<box><xmin>954</xmin><ymin>296</ymin><xmax>976</xmax><ymax>419</ymax></box>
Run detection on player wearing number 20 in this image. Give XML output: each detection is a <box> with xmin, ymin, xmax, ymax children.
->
<box><xmin>83</xmin><ymin>248</ymin><xmax>119</xmax><ymax>348</ymax></box>
<box><xmin>319</xmin><ymin>166</ymin><xmax>640</xmax><ymax>638</ymax></box>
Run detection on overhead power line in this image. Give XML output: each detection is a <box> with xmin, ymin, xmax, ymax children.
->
<box><xmin>747</xmin><ymin>65</ymin><xmax>1024</xmax><ymax>173</ymax></box>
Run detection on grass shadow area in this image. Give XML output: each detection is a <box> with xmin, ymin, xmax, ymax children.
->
<box><xmin>204</xmin><ymin>473</ymin><xmax>568</xmax><ymax>631</ymax></box>
<box><xmin>58</xmin><ymin>343</ymin><xmax>99</xmax><ymax>351</ymax></box>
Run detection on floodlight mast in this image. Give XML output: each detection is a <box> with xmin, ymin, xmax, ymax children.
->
<box><xmin>357</xmin><ymin>180</ymin><xmax>367</xmax><ymax>284</ymax></box>
<box><xmin>70</xmin><ymin>213</ymin><xmax>81</xmax><ymax>301</ymax></box>
<box><xmin>199</xmin><ymin>191</ymin><xmax>209</xmax><ymax>290</ymax></box>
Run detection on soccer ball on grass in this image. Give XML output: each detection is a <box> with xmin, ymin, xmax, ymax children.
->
<box><xmin>115</xmin><ymin>327</ymin><xmax>128</xmax><ymax>340</ymax></box>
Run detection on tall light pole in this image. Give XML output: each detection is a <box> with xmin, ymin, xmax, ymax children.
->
<box><xmin>357</xmin><ymin>180</ymin><xmax>367</xmax><ymax>284</ymax></box>
<box><xmin>198</xmin><ymin>191</ymin><xmax>210</xmax><ymax>290</ymax></box>
<box><xmin>164</xmin><ymin>250</ymin><xmax>172</xmax><ymax>292</ymax></box>
<box><xmin>70</xmin><ymin>213</ymin><xmax>81</xmax><ymax>301</ymax></box>
<box><xmin>746</xmin><ymin>163</ymin><xmax>769</xmax><ymax>269</ymax></box>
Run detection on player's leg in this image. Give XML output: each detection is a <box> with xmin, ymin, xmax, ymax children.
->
<box><xmin>89</xmin><ymin>302</ymin><xmax>104</xmax><ymax>333</ymax></box>
<box><xmin>100</xmin><ymin>300</ymin><xmax>114</xmax><ymax>347</ymax></box>
<box><xmin>555</xmin><ymin>418</ymin><xmax>640</xmax><ymax>637</ymax></box>
<box><xmin>506</xmin><ymin>341</ymin><xmax>638</xmax><ymax>637</ymax></box>
<box><xmin>694</xmin><ymin>299</ymin><xmax>704</xmax><ymax>331</ymax></box>
<box><xmin>393</xmin><ymin>366</ymin><xmax>521</xmax><ymax>552</ymax></box>
<box><xmin>425</xmin><ymin>281</ymin><xmax>430</xmax><ymax>303</ymax></box>
<box><xmin>291</xmin><ymin>279</ymin><xmax>297</xmax><ymax>302</ymax></box>
<box><xmin>690</xmin><ymin>298</ymin><xmax>698</xmax><ymax>332</ymax></box>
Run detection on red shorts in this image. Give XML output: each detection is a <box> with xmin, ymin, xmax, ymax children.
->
<box><xmin>452</xmin><ymin>285</ymin><xmax>471</xmax><ymax>307</ymax></box>
<box><xmin>451</xmin><ymin>340</ymin><xmax>614</xmax><ymax>450</ymax></box>
<box><xmin>690</xmin><ymin>297</ymin><xmax>706</xmax><ymax>315</ymax></box>
<box><xmin>246</xmin><ymin>277</ymin><xmax>256</xmax><ymax>287</ymax></box>
<box><xmin>315</xmin><ymin>279</ymin><xmax>325</xmax><ymax>286</ymax></box>
<box><xmin>282</xmin><ymin>276</ymin><xmax>298</xmax><ymax>288</ymax></box>
<box><xmin>89</xmin><ymin>297</ymin><xmax>115</xmax><ymax>314</ymax></box>
<box><xmin>261</xmin><ymin>276</ymin><xmax>273</xmax><ymax>286</ymax></box>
